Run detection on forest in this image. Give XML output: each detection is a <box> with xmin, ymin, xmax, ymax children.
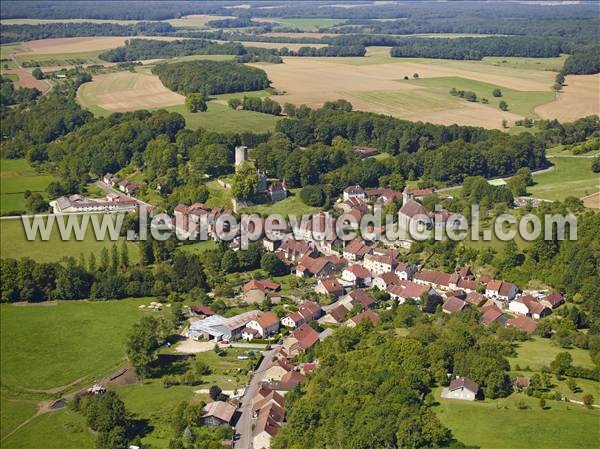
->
<box><xmin>389</xmin><ymin>36</ymin><xmax>562</xmax><ymax>60</ymax></box>
<box><xmin>98</xmin><ymin>38</ymin><xmax>246</xmax><ymax>62</ymax></box>
<box><xmin>0</xmin><ymin>75</ymin><xmax>41</xmax><ymax>106</ymax></box>
<box><xmin>152</xmin><ymin>60</ymin><xmax>270</xmax><ymax>95</ymax></box>
<box><xmin>0</xmin><ymin>21</ymin><xmax>175</xmax><ymax>43</ymax></box>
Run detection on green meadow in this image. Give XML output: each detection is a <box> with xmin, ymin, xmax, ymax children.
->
<box><xmin>270</xmin><ymin>17</ymin><xmax>346</xmax><ymax>31</ymax></box>
<box><xmin>436</xmin><ymin>391</ymin><xmax>600</xmax><ymax>449</ymax></box>
<box><xmin>15</xmin><ymin>50</ymin><xmax>102</xmax><ymax>67</ymax></box>
<box><xmin>509</xmin><ymin>337</ymin><xmax>596</xmax><ymax>372</ymax></box>
<box><xmin>242</xmin><ymin>189</ymin><xmax>318</xmax><ymax>217</ymax></box>
<box><xmin>0</xmin><ymin>217</ymin><xmax>140</xmax><ymax>263</ymax></box>
<box><xmin>1</xmin><ymin>158</ymin><xmax>54</xmax><ymax>215</ymax></box>
<box><xmin>529</xmin><ymin>156</ymin><xmax>599</xmax><ymax>201</ymax></box>
<box><xmin>0</xmin><ymin>298</ymin><xmax>156</xmax><ymax>391</ymax></box>
<box><xmin>403</xmin><ymin>76</ymin><xmax>555</xmax><ymax>116</ymax></box>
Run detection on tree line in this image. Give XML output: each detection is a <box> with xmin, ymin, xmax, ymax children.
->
<box><xmin>0</xmin><ymin>21</ymin><xmax>175</xmax><ymax>43</ymax></box>
<box><xmin>98</xmin><ymin>38</ymin><xmax>247</xmax><ymax>62</ymax></box>
<box><xmin>0</xmin><ymin>75</ymin><xmax>41</xmax><ymax>107</ymax></box>
<box><xmin>152</xmin><ymin>60</ymin><xmax>270</xmax><ymax>96</ymax></box>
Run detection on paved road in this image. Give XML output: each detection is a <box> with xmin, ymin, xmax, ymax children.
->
<box><xmin>233</xmin><ymin>346</ymin><xmax>278</xmax><ymax>449</ymax></box>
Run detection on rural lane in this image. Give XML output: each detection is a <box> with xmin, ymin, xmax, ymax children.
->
<box><xmin>234</xmin><ymin>346</ymin><xmax>278</xmax><ymax>449</ymax></box>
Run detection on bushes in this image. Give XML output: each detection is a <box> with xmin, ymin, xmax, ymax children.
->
<box><xmin>300</xmin><ymin>184</ymin><xmax>326</xmax><ymax>206</ymax></box>
<box><xmin>152</xmin><ymin>60</ymin><xmax>270</xmax><ymax>95</ymax></box>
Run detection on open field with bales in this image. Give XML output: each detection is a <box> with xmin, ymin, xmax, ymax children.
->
<box><xmin>1</xmin><ymin>159</ymin><xmax>54</xmax><ymax>215</ymax></box>
<box><xmin>0</xmin><ymin>217</ymin><xmax>140</xmax><ymax>264</ymax></box>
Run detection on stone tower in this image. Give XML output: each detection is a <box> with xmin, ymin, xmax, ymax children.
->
<box><xmin>235</xmin><ymin>145</ymin><xmax>248</xmax><ymax>170</ymax></box>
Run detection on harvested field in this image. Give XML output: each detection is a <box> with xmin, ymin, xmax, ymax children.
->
<box><xmin>0</xmin><ymin>69</ymin><xmax>49</xmax><ymax>92</ymax></box>
<box><xmin>251</xmin><ymin>57</ymin><xmax>553</xmax><ymax>128</ymax></box>
<box><xmin>535</xmin><ymin>74</ymin><xmax>600</xmax><ymax>122</ymax></box>
<box><xmin>235</xmin><ymin>41</ymin><xmax>328</xmax><ymax>50</ymax></box>
<box><xmin>21</xmin><ymin>36</ymin><xmax>183</xmax><ymax>54</ymax></box>
<box><xmin>77</xmin><ymin>71</ymin><xmax>184</xmax><ymax>112</ymax></box>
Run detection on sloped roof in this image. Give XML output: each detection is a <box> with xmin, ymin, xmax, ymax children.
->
<box><xmin>290</xmin><ymin>323</ymin><xmax>320</xmax><ymax>350</ymax></box>
<box><xmin>203</xmin><ymin>401</ymin><xmax>236</xmax><ymax>423</ymax></box>
<box><xmin>348</xmin><ymin>309</ymin><xmax>380</xmax><ymax>326</ymax></box>
<box><xmin>507</xmin><ymin>315</ymin><xmax>537</xmax><ymax>334</ymax></box>
<box><xmin>399</xmin><ymin>199</ymin><xmax>429</xmax><ymax>218</ymax></box>
<box><xmin>443</xmin><ymin>297</ymin><xmax>467</xmax><ymax>313</ymax></box>
<box><xmin>255</xmin><ymin>312</ymin><xmax>280</xmax><ymax>329</ymax></box>
<box><xmin>448</xmin><ymin>377</ymin><xmax>479</xmax><ymax>393</ymax></box>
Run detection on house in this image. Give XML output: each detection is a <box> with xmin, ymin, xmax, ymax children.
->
<box><xmin>388</xmin><ymin>280</ymin><xmax>438</xmax><ymax>304</ymax></box>
<box><xmin>413</xmin><ymin>270</ymin><xmax>459</xmax><ymax>291</ymax></box>
<box><xmin>479</xmin><ymin>304</ymin><xmax>507</xmax><ymax>326</ymax></box>
<box><xmin>252</xmin><ymin>390</ymin><xmax>285</xmax><ymax>449</ymax></box>
<box><xmin>276</xmin><ymin>238</ymin><xmax>316</xmax><ymax>263</ymax></box>
<box><xmin>281</xmin><ymin>301</ymin><xmax>322</xmax><ymax>328</ymax></box>
<box><xmin>485</xmin><ymin>280</ymin><xmax>518</xmax><ymax>301</ymax></box>
<box><xmin>441</xmin><ymin>377</ymin><xmax>479</xmax><ymax>401</ymax></box>
<box><xmin>507</xmin><ymin>315</ymin><xmax>537</xmax><ymax>334</ymax></box>
<box><xmin>295</xmin><ymin>255</ymin><xmax>336</xmax><ymax>278</ymax></box>
<box><xmin>402</xmin><ymin>186</ymin><xmax>433</xmax><ymax>203</ymax></box>
<box><xmin>269</xmin><ymin>182</ymin><xmax>288</xmax><ymax>202</ymax></box>
<box><xmin>185</xmin><ymin>310</ymin><xmax>261</xmax><ymax>342</ymax></box>
<box><xmin>347</xmin><ymin>289</ymin><xmax>376</xmax><ymax>310</ymax></box>
<box><xmin>253</xmin><ymin>408</ymin><xmax>282</xmax><ymax>449</ymax></box>
<box><xmin>283</xmin><ymin>323</ymin><xmax>320</xmax><ymax>354</ymax></box>
<box><xmin>200</xmin><ymin>401</ymin><xmax>237</xmax><ymax>427</ymax></box>
<box><xmin>243</xmin><ymin>279</ymin><xmax>280</xmax><ymax>304</ymax></box>
<box><xmin>353</xmin><ymin>146</ymin><xmax>379</xmax><ymax>157</ymax></box>
<box><xmin>341</xmin><ymin>264</ymin><xmax>372</xmax><ymax>287</ymax></box>
<box><xmin>52</xmin><ymin>194</ymin><xmax>138</xmax><ymax>214</ymax></box>
<box><xmin>540</xmin><ymin>292</ymin><xmax>564</xmax><ymax>309</ymax></box>
<box><xmin>508</xmin><ymin>295</ymin><xmax>551</xmax><ymax>320</ymax></box>
<box><xmin>514</xmin><ymin>376</ymin><xmax>530</xmax><ymax>390</ymax></box>
<box><xmin>456</xmin><ymin>277</ymin><xmax>479</xmax><ymax>293</ymax></box>
<box><xmin>189</xmin><ymin>305</ymin><xmax>215</xmax><ymax>317</ymax></box>
<box><xmin>319</xmin><ymin>304</ymin><xmax>350</xmax><ymax>326</ymax></box>
<box><xmin>395</xmin><ymin>262</ymin><xmax>417</xmax><ymax>281</ymax></box>
<box><xmin>343</xmin><ymin>185</ymin><xmax>366</xmax><ymax>202</ymax></box>
<box><xmin>442</xmin><ymin>297</ymin><xmax>467</xmax><ymax>314</ymax></box>
<box><xmin>315</xmin><ymin>277</ymin><xmax>344</xmax><ymax>297</ymax></box>
<box><xmin>270</xmin><ymin>370</ymin><xmax>307</xmax><ymax>393</ymax></box>
<box><xmin>398</xmin><ymin>200</ymin><xmax>432</xmax><ymax>232</ymax></box>
<box><xmin>243</xmin><ymin>312</ymin><xmax>280</xmax><ymax>339</ymax></box>
<box><xmin>373</xmin><ymin>272</ymin><xmax>401</xmax><ymax>290</ymax></box>
<box><xmin>364</xmin><ymin>252</ymin><xmax>398</xmax><ymax>275</ymax></box>
<box><xmin>263</xmin><ymin>358</ymin><xmax>294</xmax><ymax>382</ymax></box>
<box><xmin>345</xmin><ymin>309</ymin><xmax>380</xmax><ymax>328</ymax></box>
<box><xmin>342</xmin><ymin>238</ymin><xmax>371</xmax><ymax>261</ymax></box>
<box><xmin>465</xmin><ymin>291</ymin><xmax>486</xmax><ymax>307</ymax></box>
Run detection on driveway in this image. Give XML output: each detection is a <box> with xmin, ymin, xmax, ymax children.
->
<box><xmin>233</xmin><ymin>346</ymin><xmax>278</xmax><ymax>449</ymax></box>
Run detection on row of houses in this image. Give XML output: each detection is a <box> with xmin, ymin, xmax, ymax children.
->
<box><xmin>103</xmin><ymin>173</ymin><xmax>141</xmax><ymax>196</ymax></box>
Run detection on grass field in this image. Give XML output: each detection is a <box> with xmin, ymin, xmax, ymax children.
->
<box><xmin>1</xmin><ymin>408</ymin><xmax>95</xmax><ymax>449</ymax></box>
<box><xmin>0</xmin><ymin>394</ymin><xmax>38</xmax><ymax>440</ymax></box>
<box><xmin>242</xmin><ymin>189</ymin><xmax>318</xmax><ymax>217</ymax></box>
<box><xmin>0</xmin><ymin>298</ymin><xmax>157</xmax><ymax>391</ymax></box>
<box><xmin>262</xmin><ymin>17</ymin><xmax>346</xmax><ymax>31</ymax></box>
<box><xmin>436</xmin><ymin>391</ymin><xmax>600</xmax><ymax>449</ymax></box>
<box><xmin>509</xmin><ymin>338</ymin><xmax>595</xmax><ymax>372</ymax></box>
<box><xmin>483</xmin><ymin>55</ymin><xmax>568</xmax><ymax>72</ymax></box>
<box><xmin>205</xmin><ymin>180</ymin><xmax>233</xmax><ymax>209</ymax></box>
<box><xmin>1</xmin><ymin>73</ymin><xmax>18</xmax><ymax>81</ymax></box>
<box><xmin>177</xmin><ymin>240</ymin><xmax>219</xmax><ymax>255</ymax></box>
<box><xmin>0</xmin><ymin>217</ymin><xmax>140</xmax><ymax>264</ymax></box>
<box><xmin>536</xmin><ymin>74</ymin><xmax>600</xmax><ymax>123</ymax></box>
<box><xmin>167</xmin><ymin>102</ymin><xmax>280</xmax><ymax>133</ymax></box>
<box><xmin>16</xmin><ymin>50</ymin><xmax>102</xmax><ymax>67</ymax></box>
<box><xmin>404</xmin><ymin>76</ymin><xmax>554</xmax><ymax>116</ymax></box>
<box><xmin>529</xmin><ymin>156</ymin><xmax>599</xmax><ymax>201</ymax></box>
<box><xmin>1</xmin><ymin>159</ymin><xmax>54</xmax><ymax>215</ymax></box>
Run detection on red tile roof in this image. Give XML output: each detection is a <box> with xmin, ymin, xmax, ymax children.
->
<box><xmin>507</xmin><ymin>315</ymin><xmax>537</xmax><ymax>334</ymax></box>
<box><xmin>443</xmin><ymin>297</ymin><xmax>467</xmax><ymax>313</ymax></box>
<box><xmin>349</xmin><ymin>309</ymin><xmax>380</xmax><ymax>326</ymax></box>
<box><xmin>290</xmin><ymin>324</ymin><xmax>320</xmax><ymax>351</ymax></box>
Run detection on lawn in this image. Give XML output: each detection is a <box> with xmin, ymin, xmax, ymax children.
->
<box><xmin>2</xmin><ymin>73</ymin><xmax>18</xmax><ymax>81</ymax></box>
<box><xmin>1</xmin><ymin>158</ymin><xmax>55</xmax><ymax>215</ymax></box>
<box><xmin>177</xmin><ymin>240</ymin><xmax>219</xmax><ymax>255</ymax></box>
<box><xmin>509</xmin><ymin>337</ymin><xmax>595</xmax><ymax>372</ymax></box>
<box><xmin>0</xmin><ymin>393</ymin><xmax>38</xmax><ymax>440</ymax></box>
<box><xmin>242</xmin><ymin>189</ymin><xmax>318</xmax><ymax>217</ymax></box>
<box><xmin>114</xmin><ymin>380</ymin><xmax>205</xmax><ymax>449</ymax></box>
<box><xmin>436</xmin><ymin>391</ymin><xmax>600</xmax><ymax>449</ymax></box>
<box><xmin>0</xmin><ymin>298</ymin><xmax>157</xmax><ymax>391</ymax></box>
<box><xmin>205</xmin><ymin>180</ymin><xmax>233</xmax><ymax>209</ymax></box>
<box><xmin>1</xmin><ymin>409</ymin><xmax>95</xmax><ymax>449</ymax></box>
<box><xmin>404</xmin><ymin>76</ymin><xmax>555</xmax><ymax>116</ymax></box>
<box><xmin>528</xmin><ymin>156</ymin><xmax>599</xmax><ymax>201</ymax></box>
<box><xmin>166</xmin><ymin>102</ymin><xmax>280</xmax><ymax>133</ymax></box>
<box><xmin>0</xmin><ymin>217</ymin><xmax>140</xmax><ymax>263</ymax></box>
